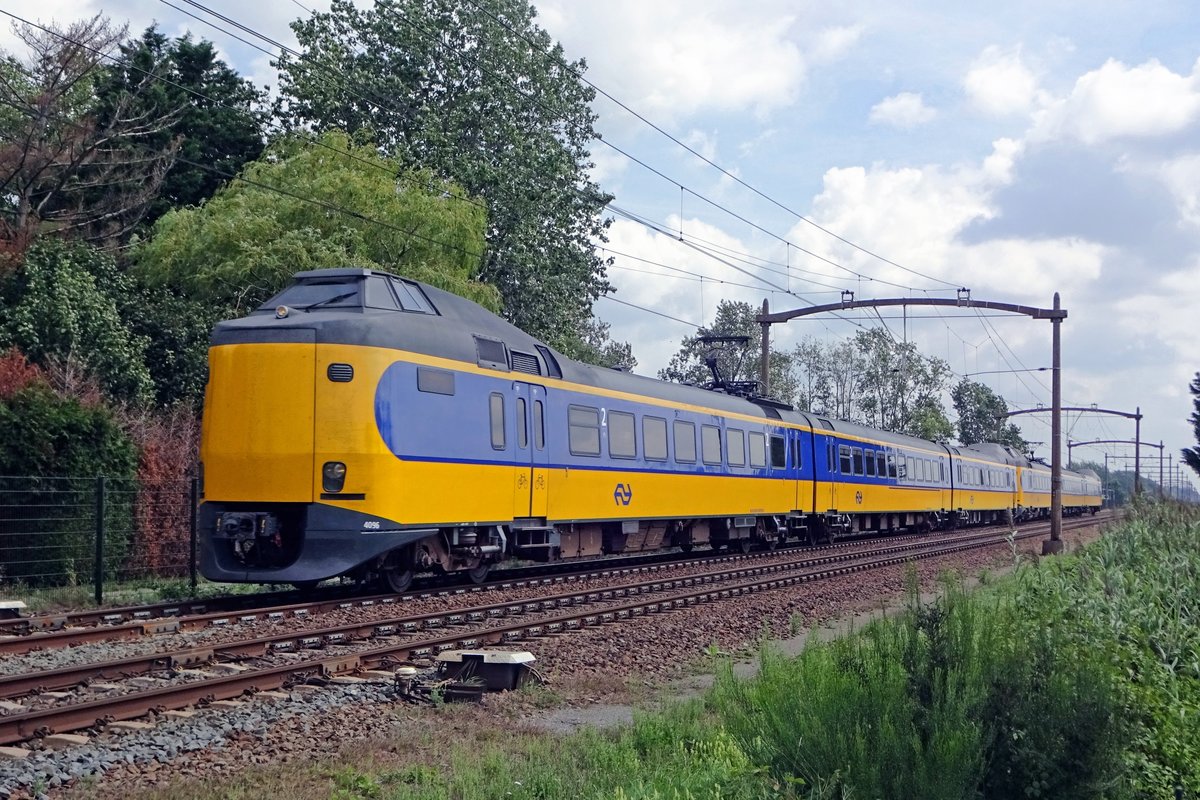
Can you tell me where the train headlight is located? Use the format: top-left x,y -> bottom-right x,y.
322,461 -> 347,492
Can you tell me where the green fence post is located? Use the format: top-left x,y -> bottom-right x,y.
94,476 -> 105,605
189,477 -> 199,595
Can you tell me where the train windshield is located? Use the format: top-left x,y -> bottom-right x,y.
257,280 -> 362,313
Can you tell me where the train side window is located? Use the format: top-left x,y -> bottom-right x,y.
727,429 -> 746,467
417,367 -> 455,396
793,438 -> 803,470
674,421 -> 697,463
924,460 -> 932,482
568,405 -> 601,456
852,447 -> 864,476
609,411 -> 636,459
749,432 -> 767,468
643,417 -> 668,461
769,435 -> 787,469
489,393 -> 505,450
701,425 -> 722,465
516,397 -> 528,448
877,452 -> 887,478
839,445 -> 852,474
864,451 -> 876,477
940,461 -> 945,482
907,456 -> 916,482
888,453 -> 898,478
828,442 -> 837,473
533,400 -> 544,450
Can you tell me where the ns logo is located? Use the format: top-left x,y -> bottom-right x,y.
613,483 -> 633,506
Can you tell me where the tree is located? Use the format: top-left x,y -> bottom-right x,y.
90,27 -> 267,229
660,300 -> 797,403
0,16 -> 180,249
135,131 -> 497,312
575,318 -> 637,371
1183,372 -> 1200,478
951,379 -> 1027,450
790,337 -> 833,413
0,238 -> 153,405
851,329 -> 953,438
276,0 -> 612,353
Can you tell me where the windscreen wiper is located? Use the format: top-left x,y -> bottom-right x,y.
296,290 -> 358,312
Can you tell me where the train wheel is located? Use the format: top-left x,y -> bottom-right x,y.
382,566 -> 414,593
738,538 -> 752,554
467,562 -> 490,585
379,547 -> 414,594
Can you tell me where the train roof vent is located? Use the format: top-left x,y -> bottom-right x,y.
511,351 -> 541,375
474,335 -> 510,371
327,363 -> 354,382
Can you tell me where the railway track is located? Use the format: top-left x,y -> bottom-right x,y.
0,514 -> 1076,646
0,525 -> 955,654
0,515 -> 1106,745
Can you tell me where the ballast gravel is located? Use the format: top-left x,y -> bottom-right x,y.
0,520 -> 1105,799
0,680 -> 402,799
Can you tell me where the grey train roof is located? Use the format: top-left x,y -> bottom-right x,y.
213,269 -> 1090,480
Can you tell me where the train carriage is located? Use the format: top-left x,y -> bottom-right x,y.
199,268 -> 1100,592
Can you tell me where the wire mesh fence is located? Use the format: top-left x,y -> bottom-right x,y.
0,476 -> 197,608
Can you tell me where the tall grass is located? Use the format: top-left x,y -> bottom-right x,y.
709,573 -> 1122,799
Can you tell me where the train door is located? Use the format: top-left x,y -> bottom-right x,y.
511,382 -> 549,519
819,434 -> 837,512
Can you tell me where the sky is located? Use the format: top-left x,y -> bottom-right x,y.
3,0 -> 1199,491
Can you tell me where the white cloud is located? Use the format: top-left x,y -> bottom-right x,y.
808,25 -> 862,63
789,139 -> 1101,300
536,0 -> 834,121
683,129 -> 719,163
868,92 -> 936,129
1031,56 -> 1200,145
1152,153 -> 1200,228
964,45 -> 1043,116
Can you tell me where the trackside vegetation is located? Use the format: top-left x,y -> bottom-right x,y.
324,503 -> 1197,800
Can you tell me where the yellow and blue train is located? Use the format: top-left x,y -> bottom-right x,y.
199,268 -> 1102,591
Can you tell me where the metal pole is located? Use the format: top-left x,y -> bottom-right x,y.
1047,292 -> 1063,553
759,299 -> 771,396
1104,453 -> 1109,506
1159,441 -> 1165,498
189,477 -> 199,595
1134,407 -> 1141,495
94,476 -> 105,605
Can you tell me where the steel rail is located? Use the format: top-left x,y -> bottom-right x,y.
0,525 -> 1027,698
0,514 -> 1109,744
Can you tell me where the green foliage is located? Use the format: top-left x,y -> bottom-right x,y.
135,131 -> 497,312
0,239 -> 153,405
660,300 -> 796,403
710,577 -> 1124,800
951,378 -> 1027,449
120,284 -> 226,407
0,386 -> 137,585
94,26 -> 267,228
1183,372 -> 1200,479
277,0 -> 612,352
570,318 -> 637,371
1050,503 -> 1200,796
